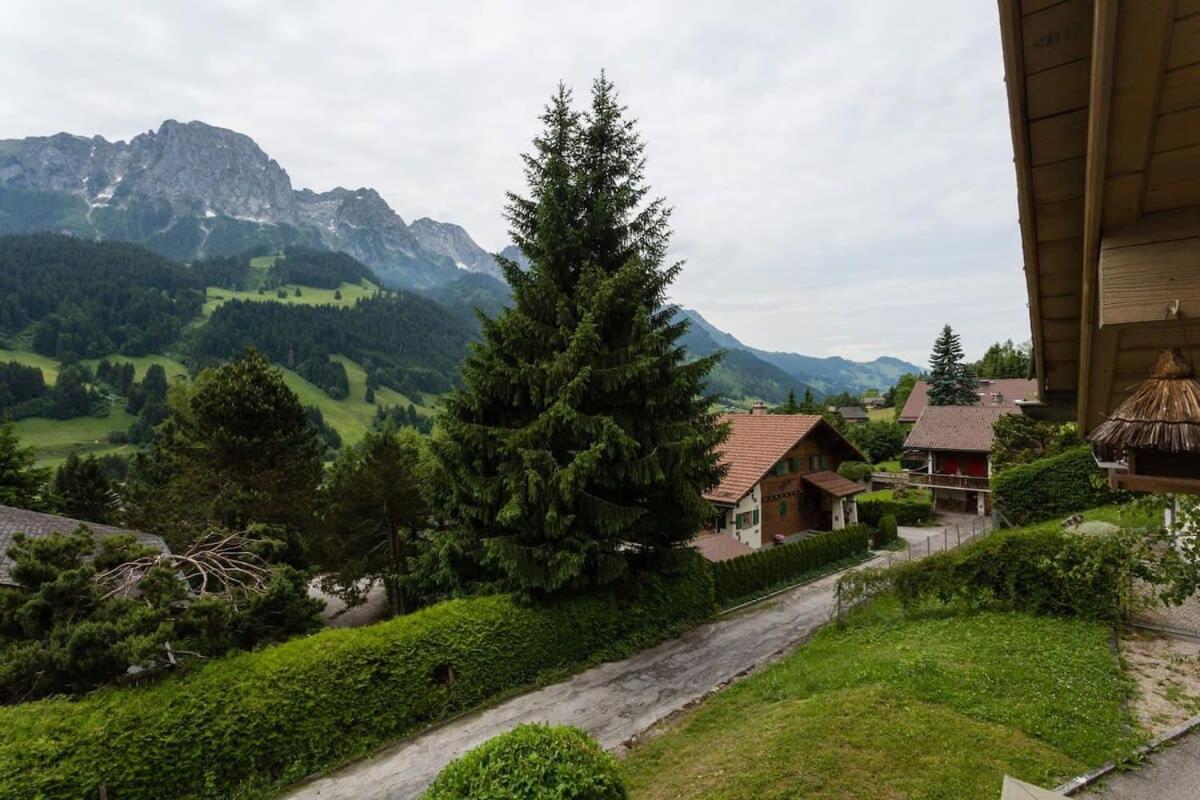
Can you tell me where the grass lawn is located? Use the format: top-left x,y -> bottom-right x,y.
621,598 -> 1140,800
281,355 -> 439,447
858,487 -> 933,504
13,407 -> 138,467
201,280 -> 377,318
873,459 -> 902,472
0,348 -> 63,383
867,407 -> 894,422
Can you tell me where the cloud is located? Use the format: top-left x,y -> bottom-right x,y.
0,0 -> 1030,364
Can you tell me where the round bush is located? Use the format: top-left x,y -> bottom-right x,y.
837,460 -> 873,482
422,724 -> 627,800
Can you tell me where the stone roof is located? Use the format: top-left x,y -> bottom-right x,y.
897,379 -> 1038,423
0,504 -> 169,586
903,406 -> 1017,453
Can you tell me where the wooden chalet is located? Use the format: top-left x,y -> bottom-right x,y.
999,0 -> 1200,492
700,412 -> 867,552
902,406 -> 1016,515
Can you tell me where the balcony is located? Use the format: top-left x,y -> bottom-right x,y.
905,471 -> 991,491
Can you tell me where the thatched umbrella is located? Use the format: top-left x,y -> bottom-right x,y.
1089,348 -> 1200,455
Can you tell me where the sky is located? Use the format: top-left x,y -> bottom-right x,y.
1,1 -> 1030,366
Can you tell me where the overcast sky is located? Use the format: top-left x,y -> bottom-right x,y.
2,1 -> 1030,365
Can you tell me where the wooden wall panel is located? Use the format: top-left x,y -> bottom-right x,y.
1100,235 -> 1200,324
1026,58 -> 1091,118
1030,108 -> 1089,164
1168,13 -> 1200,69
1154,106 -> 1200,151
1032,156 -> 1087,202
1022,0 -> 1070,15
1037,197 -> 1085,241
1023,0 -> 1095,74
1162,63 -> 1200,113
1178,0 -> 1200,19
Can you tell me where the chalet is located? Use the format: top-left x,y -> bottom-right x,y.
998,0 -> 1200,494
0,504 -> 169,587
839,406 -> 869,424
700,413 -> 867,551
902,406 -> 1015,516
897,378 -> 1038,424
862,396 -> 887,409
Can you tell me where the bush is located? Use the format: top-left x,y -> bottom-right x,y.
885,526 -> 1134,621
837,460 -> 873,482
857,495 -> 932,527
845,420 -> 908,463
422,724 -> 626,800
873,514 -> 899,548
0,555 -> 713,800
992,446 -> 1118,526
712,525 -> 871,606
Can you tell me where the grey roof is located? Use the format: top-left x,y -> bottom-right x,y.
839,406 -> 869,420
0,504 -> 169,586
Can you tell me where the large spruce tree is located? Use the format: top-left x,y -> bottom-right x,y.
927,324 -> 978,405
432,76 -> 726,596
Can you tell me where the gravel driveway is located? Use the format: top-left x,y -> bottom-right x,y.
284,516 -> 983,800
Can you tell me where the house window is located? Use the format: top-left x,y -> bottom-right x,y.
779,500 -> 788,517
774,459 -> 791,476
736,511 -> 753,530
809,453 -> 827,471
788,457 -> 798,472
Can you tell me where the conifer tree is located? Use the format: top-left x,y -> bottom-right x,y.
927,325 -> 977,405
431,76 -> 726,595
51,452 -> 116,523
0,421 -> 49,509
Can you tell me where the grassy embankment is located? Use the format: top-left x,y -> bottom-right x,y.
622,596 -> 1140,799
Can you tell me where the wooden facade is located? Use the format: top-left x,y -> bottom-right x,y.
999,0 -> 1200,436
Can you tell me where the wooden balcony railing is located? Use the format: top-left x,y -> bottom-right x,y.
904,472 -> 991,491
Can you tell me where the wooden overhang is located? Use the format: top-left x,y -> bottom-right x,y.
998,0 -> 1200,432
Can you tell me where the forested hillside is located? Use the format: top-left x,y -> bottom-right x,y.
0,234 -> 205,358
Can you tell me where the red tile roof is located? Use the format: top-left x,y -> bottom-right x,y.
903,405 -> 1017,453
692,533 -> 754,563
704,413 -> 862,504
898,379 -> 1038,423
802,470 -> 866,497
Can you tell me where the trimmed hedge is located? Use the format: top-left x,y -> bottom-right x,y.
0,555 -> 714,800
422,724 -> 626,800
888,525 -> 1134,621
992,445 -> 1118,526
857,495 -> 933,527
712,525 -> 872,606
837,460 -> 873,482
873,514 -> 899,548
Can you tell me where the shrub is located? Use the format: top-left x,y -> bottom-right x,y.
712,525 -> 871,606
873,514 -> 899,548
992,446 -> 1119,526
0,555 -> 713,800
886,526 -> 1135,621
857,495 -> 932,527
837,460 -> 873,482
845,420 -> 908,463
422,724 -> 626,800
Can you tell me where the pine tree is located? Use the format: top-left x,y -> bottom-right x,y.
927,325 -> 977,405
772,389 -> 801,415
51,452 -> 116,523
431,76 -> 726,596
0,421 -> 49,509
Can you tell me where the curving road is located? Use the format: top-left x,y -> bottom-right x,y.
285,518 -> 984,800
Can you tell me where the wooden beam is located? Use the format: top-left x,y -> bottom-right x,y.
1000,0 -> 1049,401
1100,233 -> 1200,324
1078,0 -> 1119,431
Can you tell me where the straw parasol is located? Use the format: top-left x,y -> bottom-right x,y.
1089,348 -> 1200,454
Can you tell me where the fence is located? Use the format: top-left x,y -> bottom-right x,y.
833,514 -> 995,620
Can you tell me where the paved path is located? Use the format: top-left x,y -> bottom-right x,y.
1077,731 -> 1200,800
286,518 -> 985,800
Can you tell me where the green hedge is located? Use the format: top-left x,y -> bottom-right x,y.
857,496 -> 932,527
422,724 -> 626,800
992,445 -> 1118,526
888,526 -> 1134,621
837,460 -> 873,482
712,525 -> 871,606
873,514 -> 899,548
0,556 -> 714,800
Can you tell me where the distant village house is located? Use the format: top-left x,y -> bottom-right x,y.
897,378 -> 1037,424
696,410 -> 867,558
901,406 -> 1014,516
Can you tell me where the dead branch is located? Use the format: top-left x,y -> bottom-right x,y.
93,530 -> 272,603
